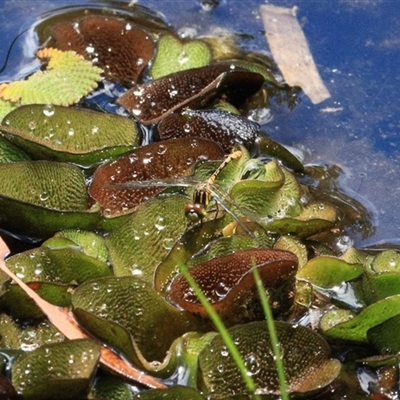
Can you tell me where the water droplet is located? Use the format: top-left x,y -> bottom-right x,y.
220,346 -> 229,357
157,144 -> 167,155
216,364 -> 225,373
125,23 -> 132,31
215,281 -> 229,298
28,121 -> 37,130
39,191 -> 49,201
68,128 -> 75,136
142,156 -> 153,165
91,126 -> 99,134
244,352 -> 261,376
162,238 -> 175,250
154,216 -> 166,231
42,104 -> 55,117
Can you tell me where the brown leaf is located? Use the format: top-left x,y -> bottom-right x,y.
168,248 -> 298,325
89,137 -> 225,215
117,64 -> 264,124
158,109 -> 259,152
53,16 -> 154,86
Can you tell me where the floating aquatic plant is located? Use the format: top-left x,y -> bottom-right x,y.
0,2 -> 395,399
0,48 -> 102,118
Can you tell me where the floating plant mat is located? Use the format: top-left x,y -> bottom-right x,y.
0,2 -> 397,400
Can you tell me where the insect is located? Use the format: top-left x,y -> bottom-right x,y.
184,149 -> 243,223
106,146 -> 256,235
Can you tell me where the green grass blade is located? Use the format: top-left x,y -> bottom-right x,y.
252,266 -> 289,400
178,262 -> 261,398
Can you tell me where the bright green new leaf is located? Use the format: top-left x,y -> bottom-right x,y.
320,295 -> 400,342
151,34 -> 211,79
297,256 -> 363,288
0,48 -> 102,107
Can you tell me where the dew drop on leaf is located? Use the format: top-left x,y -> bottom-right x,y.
42,104 -> 55,117
244,352 -> 261,376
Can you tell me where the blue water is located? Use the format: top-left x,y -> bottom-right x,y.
0,0 -> 399,246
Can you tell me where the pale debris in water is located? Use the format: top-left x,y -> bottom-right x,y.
260,4 -> 331,104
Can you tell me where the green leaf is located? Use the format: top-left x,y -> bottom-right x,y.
361,272 -> 400,304
0,160 -> 87,210
367,315 -> 400,354
72,276 -> 207,367
0,48 -> 102,107
0,313 -> 64,350
0,283 -> 71,320
133,386 -> 205,399
230,160 -> 304,221
371,250 -> 400,273
89,374 -> 133,400
49,230 -> 109,263
106,195 -> 190,281
0,98 -> 17,122
11,339 -> 101,400
297,256 -> 363,288
1,105 -> 139,166
151,34 -> 211,79
6,245 -> 112,285
0,135 -> 31,163
198,321 -> 341,397
320,295 -> 400,342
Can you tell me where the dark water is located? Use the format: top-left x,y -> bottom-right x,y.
0,0 -> 399,247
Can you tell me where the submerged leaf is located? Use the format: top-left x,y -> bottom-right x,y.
0,48 -> 102,106
53,16 -> 154,86
198,321 -> 340,397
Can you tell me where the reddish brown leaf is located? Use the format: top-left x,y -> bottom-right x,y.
158,109 -> 259,152
89,137 -> 225,215
117,64 -> 264,124
52,16 -> 154,86
168,248 -> 298,325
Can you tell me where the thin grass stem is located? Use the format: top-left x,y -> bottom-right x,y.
252,267 -> 289,400
179,262 -> 261,399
